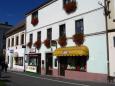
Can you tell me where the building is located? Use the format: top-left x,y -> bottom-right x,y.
25,0 -> 115,82
0,22 -> 12,56
107,0 -> 115,79
5,21 -> 26,71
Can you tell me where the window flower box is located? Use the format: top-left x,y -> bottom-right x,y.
44,39 -> 51,48
27,41 -> 32,48
64,1 -> 77,13
73,33 -> 84,45
31,18 -> 38,26
58,35 -> 67,47
34,39 -> 41,49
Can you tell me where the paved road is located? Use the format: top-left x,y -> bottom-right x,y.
1,72 -> 115,86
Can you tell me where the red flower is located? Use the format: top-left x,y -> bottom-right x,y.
34,40 -> 41,49
31,18 -> 39,26
58,35 -> 67,47
44,39 -> 51,48
27,42 -> 32,48
64,1 -> 77,13
73,33 -> 84,45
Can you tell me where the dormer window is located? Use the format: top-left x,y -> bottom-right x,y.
63,0 -> 77,13
31,11 -> 39,26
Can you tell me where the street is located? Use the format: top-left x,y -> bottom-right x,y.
0,71 -> 114,86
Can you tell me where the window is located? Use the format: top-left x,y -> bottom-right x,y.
21,34 -> 24,44
63,0 -> 75,4
67,56 -> 87,71
59,24 -> 66,37
31,11 -> 38,26
75,19 -> 84,34
28,57 -> 37,66
47,28 -> 52,40
8,38 -> 10,47
16,36 -> 19,45
29,34 -> 33,43
113,37 -> 115,47
14,57 -> 23,66
37,31 -> 41,40
11,37 -> 14,46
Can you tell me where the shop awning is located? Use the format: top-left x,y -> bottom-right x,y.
53,45 -> 89,56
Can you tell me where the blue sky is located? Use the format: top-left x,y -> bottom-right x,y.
0,0 -> 48,25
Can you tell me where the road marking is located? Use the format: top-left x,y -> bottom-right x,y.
11,72 -> 90,86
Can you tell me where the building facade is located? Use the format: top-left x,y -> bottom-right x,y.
25,0 -> 115,82
5,22 -> 26,71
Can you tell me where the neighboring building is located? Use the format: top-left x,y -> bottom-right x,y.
25,0 -> 115,82
107,0 -> 115,78
5,21 -> 26,71
0,22 -> 12,56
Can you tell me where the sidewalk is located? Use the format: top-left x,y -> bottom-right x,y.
10,70 -> 115,86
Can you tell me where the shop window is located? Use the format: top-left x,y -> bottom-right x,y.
113,37 -> 115,47
67,56 -> 87,71
47,28 -> 52,40
59,24 -> 66,37
75,19 -> 84,34
21,34 -> 24,45
28,57 -> 37,66
14,57 -> 23,66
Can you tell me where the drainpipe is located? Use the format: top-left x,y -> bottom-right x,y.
24,23 -> 27,72
104,0 -> 110,82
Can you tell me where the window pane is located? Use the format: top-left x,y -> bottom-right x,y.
59,24 -> 66,37
30,34 -> 33,42
21,34 -> 24,44
75,19 -> 84,34
113,37 -> 115,47
37,31 -> 41,40
47,28 -> 52,40
16,36 -> 19,45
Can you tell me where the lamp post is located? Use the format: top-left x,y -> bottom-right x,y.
98,0 -> 110,82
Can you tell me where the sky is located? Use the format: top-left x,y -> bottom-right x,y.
0,0 -> 48,26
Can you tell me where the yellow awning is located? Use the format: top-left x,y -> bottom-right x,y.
53,45 -> 89,56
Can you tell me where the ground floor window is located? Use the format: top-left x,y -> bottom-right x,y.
28,57 -> 37,66
59,56 -> 88,72
14,57 -> 23,66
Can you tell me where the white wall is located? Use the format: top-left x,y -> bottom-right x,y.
85,34 -> 107,74
26,0 -> 104,32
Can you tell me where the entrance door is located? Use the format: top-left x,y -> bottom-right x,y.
37,54 -> 41,74
59,57 -> 67,76
46,53 -> 53,75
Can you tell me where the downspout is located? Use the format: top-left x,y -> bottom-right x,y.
24,22 -> 27,72
104,0 -> 110,82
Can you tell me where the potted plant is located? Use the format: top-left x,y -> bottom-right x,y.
44,39 -> 51,48
73,33 -> 84,45
27,41 -> 32,48
63,1 -> 77,13
34,39 -> 41,49
31,18 -> 39,26
58,35 -> 67,47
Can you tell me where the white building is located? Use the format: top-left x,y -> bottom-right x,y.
5,22 -> 26,71
25,0 -> 115,82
